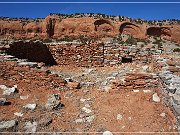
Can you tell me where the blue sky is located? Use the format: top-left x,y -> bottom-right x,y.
0,0 -> 180,20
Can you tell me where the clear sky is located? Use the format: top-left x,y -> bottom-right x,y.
0,0 -> 180,20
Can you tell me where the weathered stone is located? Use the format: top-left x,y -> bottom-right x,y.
133,90 -> 140,93
160,113 -> 166,117
18,62 -> 38,68
173,105 -> 180,116
0,120 -> 17,131
171,95 -> 180,105
75,118 -> 84,123
66,82 -> 81,89
117,114 -> 123,120
81,107 -> 92,114
0,98 -> 7,106
24,121 -> 37,133
0,85 -> 17,95
45,94 -> 61,110
20,95 -> 29,100
152,93 -> 160,102
14,112 -> 23,117
23,103 -> 36,110
103,131 -> 113,135
86,115 -> 95,123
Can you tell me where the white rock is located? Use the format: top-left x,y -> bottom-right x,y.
24,121 -> 37,133
117,114 -> 123,120
152,93 -> 160,102
45,94 -> 60,110
143,90 -> 153,93
23,103 -> 36,110
75,118 -> 84,123
103,131 -> 113,135
85,104 -> 91,108
102,86 -> 112,92
142,65 -> 149,72
80,98 -> 86,103
81,107 -> 92,114
86,115 -> 95,123
14,112 -> 23,117
0,85 -> 17,95
18,62 -> 38,68
160,113 -> 166,117
20,95 -> 29,100
133,90 -> 139,93
0,120 -> 16,130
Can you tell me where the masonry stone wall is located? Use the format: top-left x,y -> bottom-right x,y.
48,42 -> 158,67
3,41 -> 161,67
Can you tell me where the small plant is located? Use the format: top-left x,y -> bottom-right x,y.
173,48 -> 180,52
125,36 -> 137,45
57,36 -> 74,42
43,38 -> 52,43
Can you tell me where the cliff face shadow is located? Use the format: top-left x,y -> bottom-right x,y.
146,27 -> 171,37
6,41 -> 57,66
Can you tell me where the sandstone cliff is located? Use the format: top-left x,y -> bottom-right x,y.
0,14 -> 180,42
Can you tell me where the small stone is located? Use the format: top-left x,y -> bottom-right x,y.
81,107 -> 92,114
75,118 -> 84,123
85,104 -> 91,108
160,113 -> 166,117
103,131 -> 113,135
20,95 -> 29,100
152,93 -> 160,102
102,86 -> 112,92
121,126 -> 125,129
0,120 -> 17,130
133,90 -> 139,93
14,112 -> 23,117
128,117 -> 132,120
23,103 -> 36,110
80,98 -> 86,103
0,85 -> 17,95
24,121 -> 37,133
117,114 -> 123,120
18,62 -> 38,68
0,98 -> 7,106
64,78 -> 73,83
45,94 -> 61,110
67,82 -> 81,89
143,90 -> 153,93
142,65 -> 149,72
86,115 -> 95,123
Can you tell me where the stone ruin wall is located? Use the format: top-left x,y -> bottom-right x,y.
47,42 -> 156,67
1,40 -> 159,67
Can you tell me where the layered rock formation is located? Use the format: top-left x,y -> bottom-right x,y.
0,14 -> 180,42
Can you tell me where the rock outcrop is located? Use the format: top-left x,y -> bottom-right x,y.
0,14 -> 180,42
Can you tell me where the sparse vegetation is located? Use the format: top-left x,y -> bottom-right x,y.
124,36 -> 137,45
56,36 -> 75,42
173,48 -> 180,52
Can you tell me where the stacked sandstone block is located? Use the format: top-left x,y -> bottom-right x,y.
112,73 -> 159,89
48,43 -> 104,67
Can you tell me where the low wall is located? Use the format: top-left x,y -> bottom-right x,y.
48,42 -> 155,67
4,41 -> 157,67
